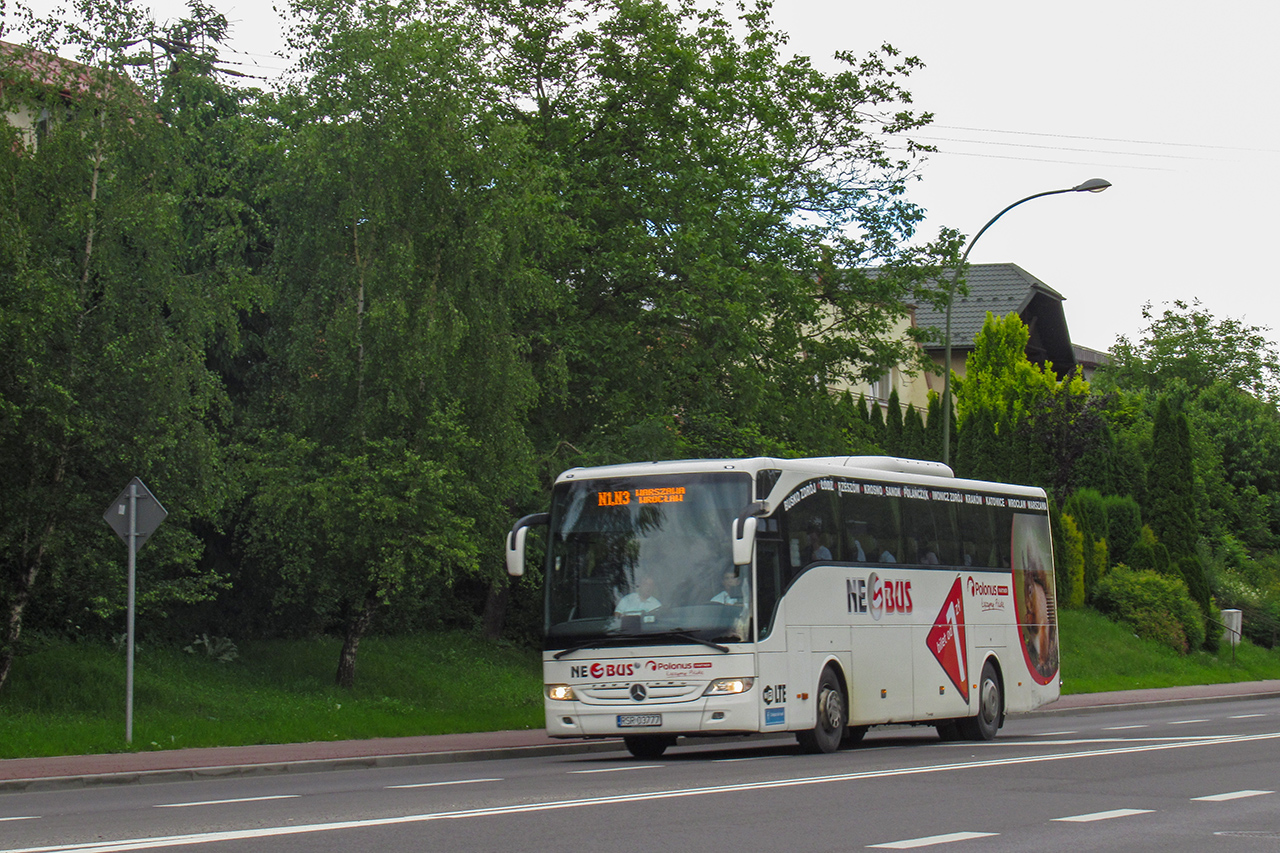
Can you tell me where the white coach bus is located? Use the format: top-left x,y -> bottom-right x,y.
505,456 -> 1059,759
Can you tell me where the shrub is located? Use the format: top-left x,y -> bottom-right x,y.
1053,511 -> 1086,609
1065,489 -> 1108,597
1177,555 -> 1212,613
1103,494 -> 1142,567
1093,565 -> 1205,654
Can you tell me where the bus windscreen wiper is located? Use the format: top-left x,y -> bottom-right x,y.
644,631 -> 730,653
552,636 -> 636,660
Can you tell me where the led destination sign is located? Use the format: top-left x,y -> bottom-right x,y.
596,486 -> 687,506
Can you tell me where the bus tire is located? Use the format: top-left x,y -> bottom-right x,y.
958,661 -> 1003,741
624,735 -> 675,759
797,667 -> 846,754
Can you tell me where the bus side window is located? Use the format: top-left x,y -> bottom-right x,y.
993,504 -> 1014,567
931,502 -> 960,566
958,502 -> 993,568
782,486 -> 838,569
843,519 -> 871,562
866,493 -> 901,563
900,497 -> 936,565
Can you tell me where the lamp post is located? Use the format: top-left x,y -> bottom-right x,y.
939,178 -> 1111,467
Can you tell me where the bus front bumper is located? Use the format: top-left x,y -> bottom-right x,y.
545,692 -> 760,738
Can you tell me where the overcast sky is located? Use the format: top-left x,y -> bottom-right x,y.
9,0 -> 1279,352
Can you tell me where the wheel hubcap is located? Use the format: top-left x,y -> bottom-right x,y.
980,679 -> 999,725
820,687 -> 843,731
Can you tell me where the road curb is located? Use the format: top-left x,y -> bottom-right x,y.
1024,688 -> 1280,717
6,684 -> 1279,794
0,740 -> 627,795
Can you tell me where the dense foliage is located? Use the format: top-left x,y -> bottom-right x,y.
7,0 -> 1280,696
1,0 -> 951,689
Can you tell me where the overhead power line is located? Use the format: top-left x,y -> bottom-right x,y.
932,124 -> 1280,156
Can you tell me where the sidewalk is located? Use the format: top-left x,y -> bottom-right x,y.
3,680 -> 1278,793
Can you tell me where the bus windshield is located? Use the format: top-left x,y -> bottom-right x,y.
544,472 -> 752,647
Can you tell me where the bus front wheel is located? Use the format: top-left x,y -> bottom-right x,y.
797,667 -> 846,754
958,661 -> 1003,741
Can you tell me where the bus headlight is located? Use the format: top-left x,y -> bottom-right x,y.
703,677 -> 754,696
546,684 -> 576,701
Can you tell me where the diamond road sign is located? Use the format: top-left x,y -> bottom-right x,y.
103,477 -> 168,551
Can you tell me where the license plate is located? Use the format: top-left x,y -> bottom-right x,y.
617,714 -> 662,728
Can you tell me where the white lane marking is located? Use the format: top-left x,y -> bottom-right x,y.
6,731 -> 1280,853
154,796 -> 299,809
569,765 -> 662,774
869,831 -> 998,848
986,736 -> 1224,746
1027,731 -> 1076,736
1168,719 -> 1208,725
0,817 -> 40,823
1103,725 -> 1147,730
386,778 -> 502,790
1230,714 -> 1265,719
1053,808 -> 1154,822
1193,790 -> 1274,802
713,756 -> 779,763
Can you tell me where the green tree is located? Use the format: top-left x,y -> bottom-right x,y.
491,0 -> 949,461
1103,299 -> 1280,403
856,393 -> 871,425
869,401 -> 886,444
1187,382 -> 1280,548
884,388 -> 904,455
0,14 -> 251,691
248,0 -> 563,686
902,404 -> 926,460
954,312 -> 1115,493
955,404 -> 998,481
1064,489 -> 1108,598
1103,494 -> 1143,568
924,391 -> 942,463
1052,509 -> 1086,609
1146,397 -> 1198,559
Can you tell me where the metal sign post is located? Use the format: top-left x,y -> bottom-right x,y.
103,478 -> 167,744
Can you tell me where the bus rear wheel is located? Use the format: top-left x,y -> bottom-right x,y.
797,667 -> 846,754
958,661 -> 1003,741
624,735 -> 675,759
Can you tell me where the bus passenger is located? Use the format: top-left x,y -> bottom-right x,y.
806,520 -> 832,562
711,569 -> 745,605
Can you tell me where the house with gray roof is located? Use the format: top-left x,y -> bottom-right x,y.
838,262 -> 1104,417
912,262 -> 1080,385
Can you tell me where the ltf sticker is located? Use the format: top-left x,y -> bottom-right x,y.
927,577 -> 969,702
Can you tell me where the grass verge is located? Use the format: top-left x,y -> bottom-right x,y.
1060,607 -> 1280,694
2,611 -> 1279,760
0,631 -> 543,760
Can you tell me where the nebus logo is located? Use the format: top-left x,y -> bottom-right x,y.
569,662 -> 637,679
847,572 -> 912,620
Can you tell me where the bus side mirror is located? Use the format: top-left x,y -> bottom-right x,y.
732,516 -> 757,567
506,512 -> 549,577
732,501 -> 767,566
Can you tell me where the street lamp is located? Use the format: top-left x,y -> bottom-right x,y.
939,178 -> 1111,467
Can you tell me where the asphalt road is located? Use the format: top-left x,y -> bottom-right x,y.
2,693 -> 1279,852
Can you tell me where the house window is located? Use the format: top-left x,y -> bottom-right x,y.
871,369 -> 893,406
